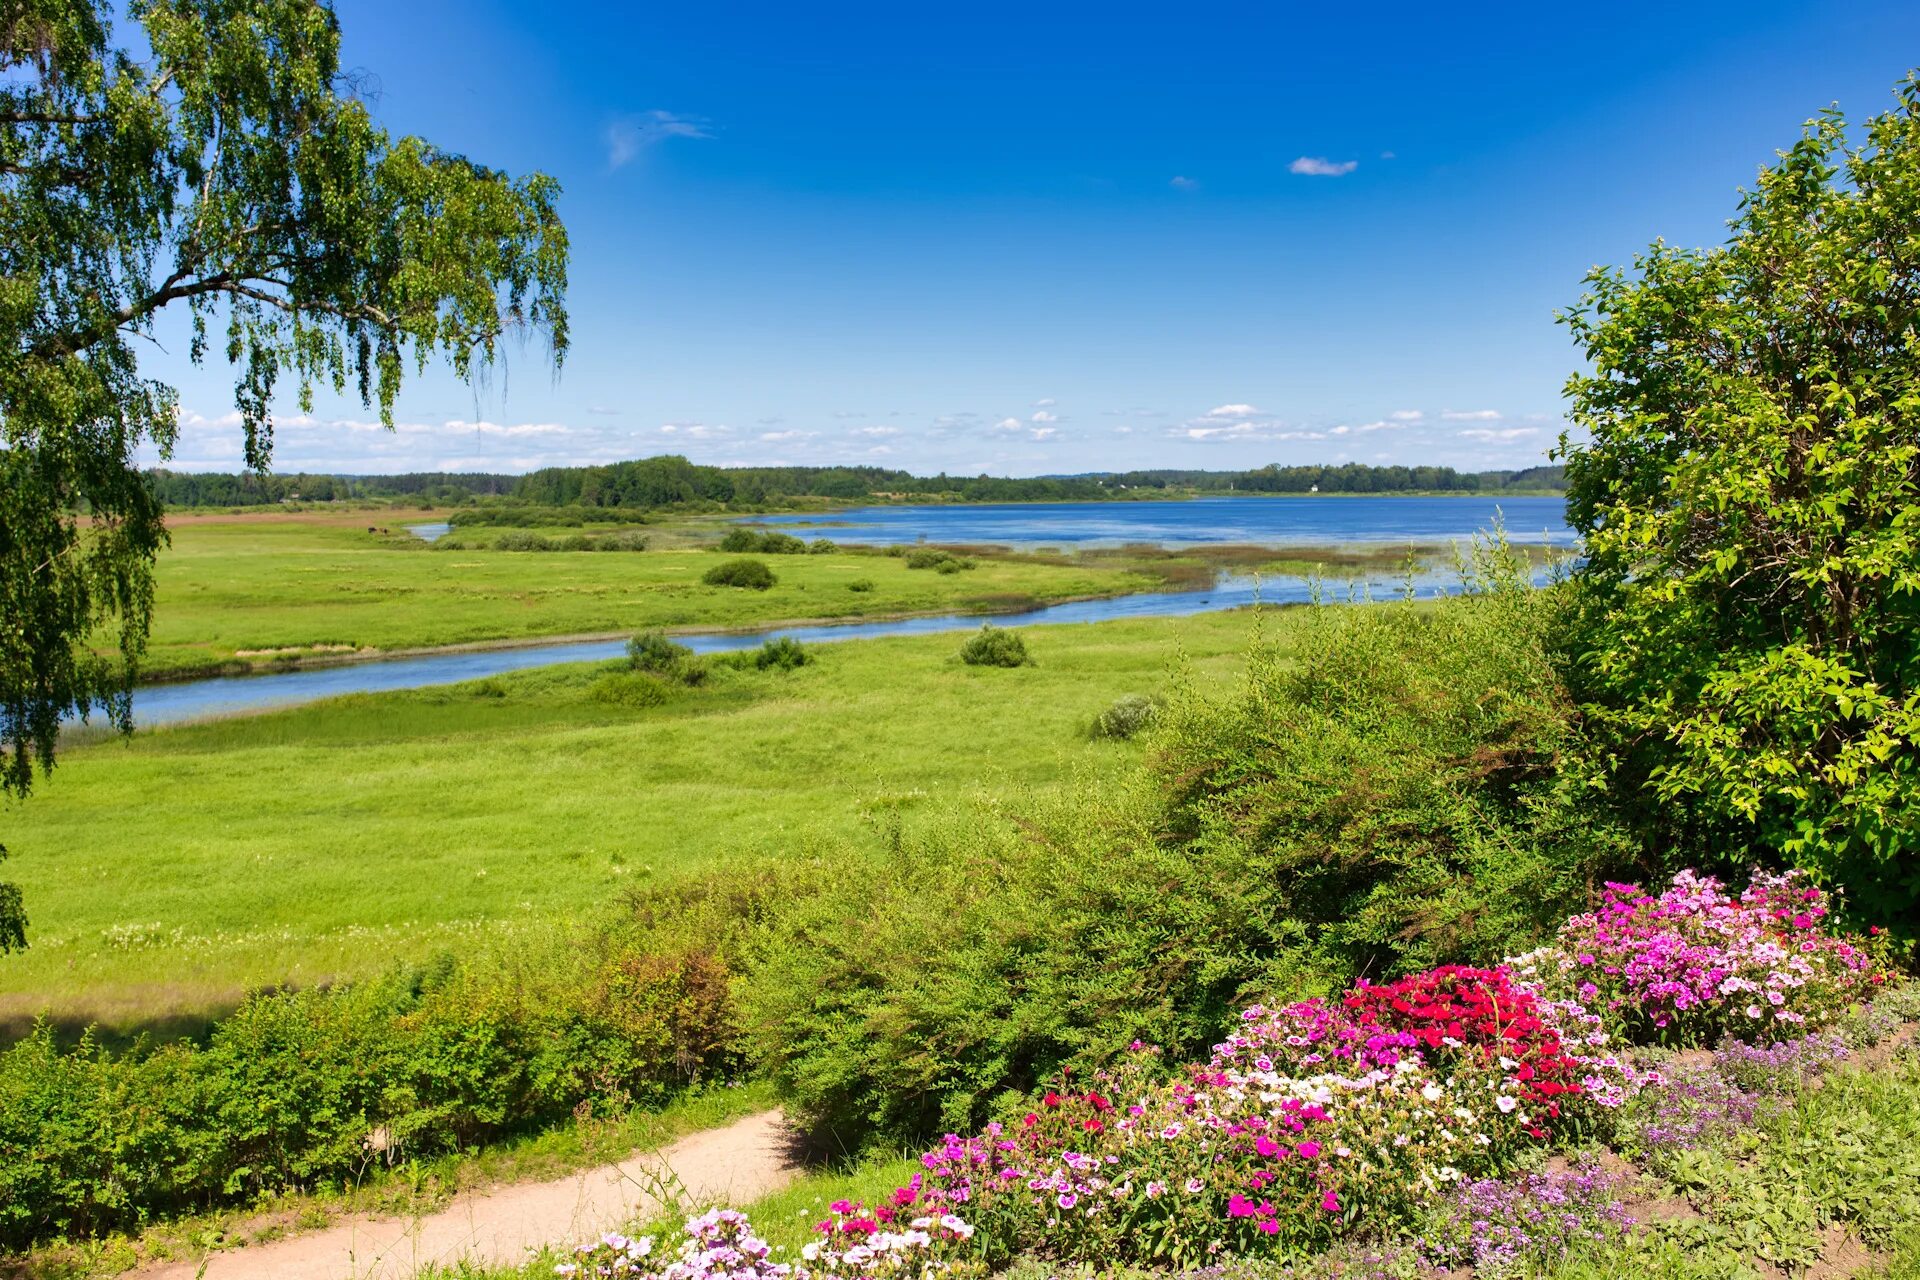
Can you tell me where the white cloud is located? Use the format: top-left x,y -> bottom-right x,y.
758,430 -> 812,443
991,417 -> 1024,433
850,425 -> 900,438
1390,409 -> 1424,421
604,110 -> 710,170
1289,156 -> 1358,177
1032,397 -> 1057,407
1170,175 -> 1199,191
1458,426 -> 1541,442
1029,426 -> 1059,441
1441,409 -> 1502,421
657,421 -> 733,439
1030,409 -> 1059,423
1205,403 -> 1262,418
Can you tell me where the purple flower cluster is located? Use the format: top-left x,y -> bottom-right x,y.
1510,870 -> 1874,1045
1712,1032 -> 1850,1095
1417,1163 -> 1633,1276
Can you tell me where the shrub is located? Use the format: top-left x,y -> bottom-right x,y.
595,530 -> 649,551
906,547 -> 974,572
626,631 -> 706,684
747,557 -> 1637,1150
958,625 -> 1029,668
753,637 -> 811,671
703,558 -> 776,590
0,944 -> 740,1247
809,538 -> 838,554
558,533 -> 593,551
847,578 -> 876,593
1090,693 -> 1158,740
493,530 -> 553,551
718,528 -> 812,554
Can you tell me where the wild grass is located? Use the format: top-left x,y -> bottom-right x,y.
5,609 -> 1266,1040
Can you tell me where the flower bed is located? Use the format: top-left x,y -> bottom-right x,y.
556,871 -> 1898,1279
1508,870 -> 1877,1045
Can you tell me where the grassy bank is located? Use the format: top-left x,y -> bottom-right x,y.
128,511 -> 1164,679
6,608 -> 1267,1038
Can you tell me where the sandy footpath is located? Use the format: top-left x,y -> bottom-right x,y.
139,1110 -> 796,1280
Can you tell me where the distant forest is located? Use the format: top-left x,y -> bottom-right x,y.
146,458 -> 1566,509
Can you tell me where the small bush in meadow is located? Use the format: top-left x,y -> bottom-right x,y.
703,558 -> 777,590
1091,693 -> 1158,740
719,528 -> 811,554
557,533 -> 593,551
906,547 -> 974,572
809,538 -> 838,554
626,631 -> 706,684
848,578 -> 876,593
493,530 -> 553,551
595,529 -> 649,551
754,637 -> 812,671
959,625 -> 1029,667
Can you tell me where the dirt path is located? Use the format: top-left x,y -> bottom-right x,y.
140,1110 -> 797,1280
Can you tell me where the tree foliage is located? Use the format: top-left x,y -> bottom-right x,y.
0,0 -> 568,824
1557,74 -> 1920,928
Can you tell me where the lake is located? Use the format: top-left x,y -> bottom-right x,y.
746,494 -> 1572,549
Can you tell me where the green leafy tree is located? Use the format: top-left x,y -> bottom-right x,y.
1558,74 -> 1920,928
1,0 -> 568,950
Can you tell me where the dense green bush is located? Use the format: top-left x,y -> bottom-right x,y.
1090,693 -> 1159,740
594,530 -> 650,552
746,556 -> 1632,1150
905,547 -> 974,573
626,631 -> 707,685
847,578 -> 876,593
0,944 -> 738,1247
753,637 -> 812,671
718,528 -> 812,554
809,538 -> 837,554
493,530 -> 553,552
702,558 -> 777,590
959,625 -> 1030,667
1557,75 -> 1920,935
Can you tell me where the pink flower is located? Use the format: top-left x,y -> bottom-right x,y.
1296,1140 -> 1322,1159
1321,1189 -> 1341,1213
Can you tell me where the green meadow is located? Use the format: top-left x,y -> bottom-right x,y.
135,511 -> 1161,679
5,608 -> 1267,1038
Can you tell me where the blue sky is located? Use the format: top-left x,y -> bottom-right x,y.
147,0 -> 1920,477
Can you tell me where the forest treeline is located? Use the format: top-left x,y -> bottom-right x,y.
146,458 -> 1565,509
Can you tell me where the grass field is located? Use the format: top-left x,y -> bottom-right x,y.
132,509 -> 1162,679
5,608 -> 1271,1038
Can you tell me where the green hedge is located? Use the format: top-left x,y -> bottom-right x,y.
0,944 -> 736,1247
